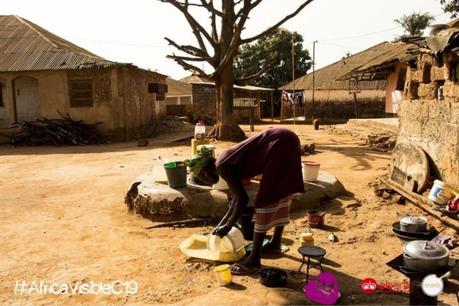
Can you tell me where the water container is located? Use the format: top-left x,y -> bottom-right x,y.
302,161 -> 320,182
428,180 -> 459,204
194,121 -> 206,140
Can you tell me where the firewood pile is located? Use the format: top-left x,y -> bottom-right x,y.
3,114 -> 105,146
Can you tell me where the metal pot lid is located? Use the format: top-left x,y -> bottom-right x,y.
400,216 -> 427,225
403,240 -> 449,260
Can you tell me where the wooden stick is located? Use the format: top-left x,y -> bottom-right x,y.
145,218 -> 208,229
383,178 -> 459,231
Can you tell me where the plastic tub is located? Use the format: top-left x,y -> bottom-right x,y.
212,176 -> 229,190
428,180 -> 459,205
214,264 -> 232,286
164,162 -> 187,188
302,161 -> 320,182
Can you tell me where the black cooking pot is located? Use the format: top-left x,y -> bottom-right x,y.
259,268 -> 287,287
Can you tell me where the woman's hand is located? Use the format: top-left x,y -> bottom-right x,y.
213,224 -> 233,238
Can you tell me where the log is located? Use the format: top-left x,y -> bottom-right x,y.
383,178 -> 459,231
145,218 -> 208,229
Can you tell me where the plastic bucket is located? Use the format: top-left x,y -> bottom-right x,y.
164,162 -> 187,188
214,264 -> 232,286
302,161 -> 320,182
428,180 -> 459,204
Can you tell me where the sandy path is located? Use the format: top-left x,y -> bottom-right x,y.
0,124 -> 457,305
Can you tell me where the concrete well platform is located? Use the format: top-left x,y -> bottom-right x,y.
125,171 -> 346,221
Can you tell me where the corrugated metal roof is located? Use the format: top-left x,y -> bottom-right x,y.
0,15 -> 126,71
166,78 -> 192,97
282,42 -> 395,91
181,74 -> 274,91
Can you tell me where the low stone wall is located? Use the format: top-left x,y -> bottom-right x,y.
125,171 -> 345,222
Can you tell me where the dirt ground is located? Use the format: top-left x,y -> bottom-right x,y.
0,123 -> 458,305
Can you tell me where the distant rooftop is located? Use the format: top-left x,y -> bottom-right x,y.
0,15 -> 163,74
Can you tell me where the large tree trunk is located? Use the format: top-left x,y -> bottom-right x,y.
209,64 -> 246,141
208,0 -> 246,142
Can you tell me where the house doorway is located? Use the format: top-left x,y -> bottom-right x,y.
14,76 -> 39,122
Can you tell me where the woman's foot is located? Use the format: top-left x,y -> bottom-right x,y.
231,257 -> 261,275
262,240 -> 283,254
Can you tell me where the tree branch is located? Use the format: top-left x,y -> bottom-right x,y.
164,37 -> 210,58
199,0 -> 224,17
159,0 -> 217,50
167,53 -> 215,64
234,60 -> 274,85
214,0 -> 252,76
241,0 -> 314,44
171,57 -> 210,79
209,0 -> 219,43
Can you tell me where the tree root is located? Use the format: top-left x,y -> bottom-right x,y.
208,122 -> 246,141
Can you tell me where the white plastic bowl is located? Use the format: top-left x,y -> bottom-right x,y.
208,227 -> 245,252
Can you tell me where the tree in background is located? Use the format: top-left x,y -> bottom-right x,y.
440,0 -> 459,18
233,29 -> 311,89
395,12 -> 435,37
158,0 -> 314,141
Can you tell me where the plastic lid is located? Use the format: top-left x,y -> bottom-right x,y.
214,264 -> 231,272
404,240 -> 449,260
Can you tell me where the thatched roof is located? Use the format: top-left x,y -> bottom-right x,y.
282,42 -> 398,91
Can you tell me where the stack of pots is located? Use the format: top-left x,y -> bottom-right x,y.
399,216 -> 451,273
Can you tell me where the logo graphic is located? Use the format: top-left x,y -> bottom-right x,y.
304,272 -> 340,305
361,278 -> 377,295
421,274 -> 444,297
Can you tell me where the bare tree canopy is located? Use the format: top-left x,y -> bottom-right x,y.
159,0 -> 314,141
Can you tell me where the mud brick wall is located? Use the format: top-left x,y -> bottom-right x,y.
191,84 -> 262,124
282,89 -> 386,123
399,52 -> 459,188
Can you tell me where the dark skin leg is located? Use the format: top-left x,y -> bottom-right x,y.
232,226 -> 285,273
265,226 -> 284,252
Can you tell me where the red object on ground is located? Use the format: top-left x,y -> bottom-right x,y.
447,196 -> 459,213
307,211 -> 325,228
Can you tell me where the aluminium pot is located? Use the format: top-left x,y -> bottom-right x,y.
403,240 -> 449,272
400,216 -> 428,233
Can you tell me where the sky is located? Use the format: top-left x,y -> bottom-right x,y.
1,0 -> 452,80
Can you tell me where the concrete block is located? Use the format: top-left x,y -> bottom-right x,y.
412,70 -> 425,83
442,81 -> 459,98
431,66 -> 447,81
418,83 -> 438,99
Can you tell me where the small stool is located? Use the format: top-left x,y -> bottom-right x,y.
298,246 -> 326,283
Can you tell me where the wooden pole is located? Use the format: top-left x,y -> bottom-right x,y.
292,34 -> 296,125
312,40 -> 318,121
383,178 -> 459,231
271,91 -> 274,122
